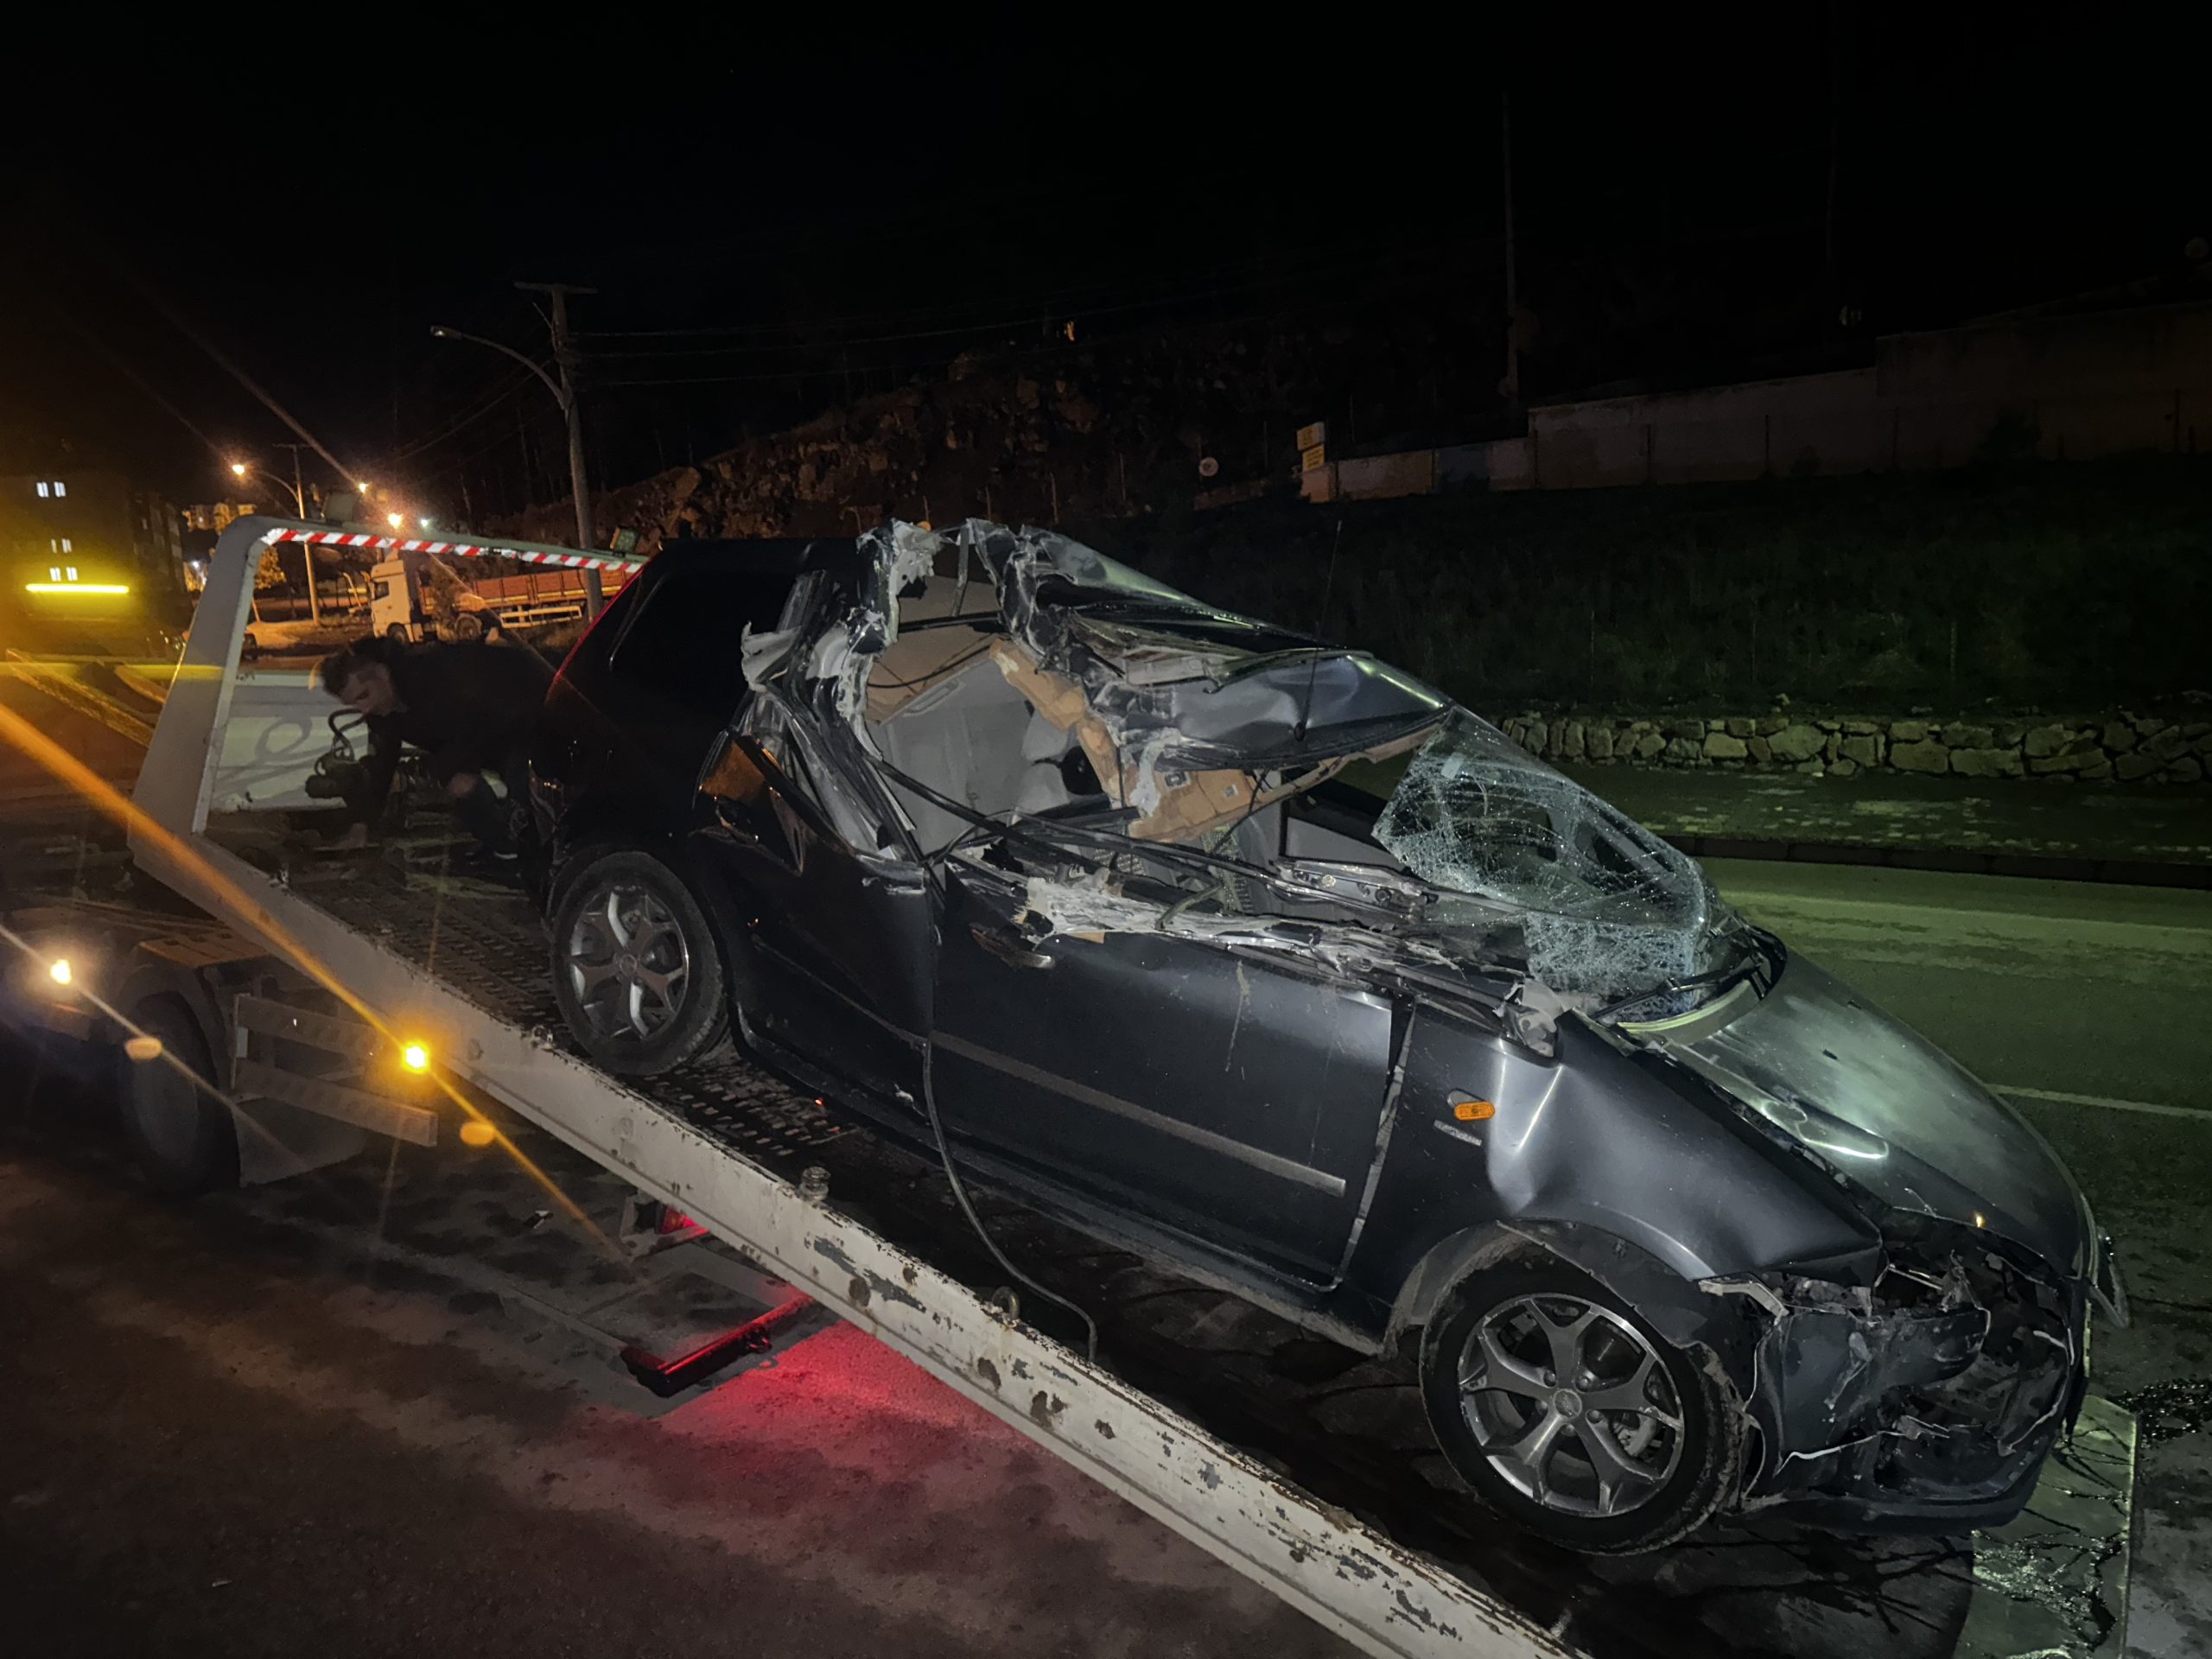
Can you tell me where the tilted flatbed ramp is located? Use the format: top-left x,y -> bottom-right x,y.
115,519 -> 2132,1658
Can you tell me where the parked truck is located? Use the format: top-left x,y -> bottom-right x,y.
369,548 -> 640,641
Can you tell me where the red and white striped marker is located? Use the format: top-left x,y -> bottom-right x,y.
259,525 -> 649,575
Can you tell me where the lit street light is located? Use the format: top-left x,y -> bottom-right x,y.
430,285 -> 603,618
386,512 -> 405,530
231,456 -> 319,621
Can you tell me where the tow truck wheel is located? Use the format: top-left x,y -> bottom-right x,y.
118,995 -> 239,1198
1420,1261 -> 1739,1554
550,849 -> 729,1077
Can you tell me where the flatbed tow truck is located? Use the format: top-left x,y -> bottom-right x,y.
0,518 -> 2140,1659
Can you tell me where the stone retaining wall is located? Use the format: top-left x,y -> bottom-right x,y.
1493,710 -> 2212,785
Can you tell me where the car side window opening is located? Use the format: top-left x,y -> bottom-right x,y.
610,568 -> 798,721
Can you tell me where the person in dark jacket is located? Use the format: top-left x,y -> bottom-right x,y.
315,635 -> 550,863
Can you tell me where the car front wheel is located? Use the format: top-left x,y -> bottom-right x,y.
550,849 -> 728,1077
1419,1260 -> 1740,1554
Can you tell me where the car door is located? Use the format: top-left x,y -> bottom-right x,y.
928,846 -> 1399,1280
694,717 -> 934,1120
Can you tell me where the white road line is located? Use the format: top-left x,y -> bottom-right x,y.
1994,1084 -> 2212,1122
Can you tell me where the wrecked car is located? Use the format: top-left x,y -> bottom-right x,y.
530,520 -> 2126,1554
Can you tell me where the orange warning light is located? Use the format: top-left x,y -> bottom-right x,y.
459,1121 -> 497,1148
1451,1096 -> 1496,1122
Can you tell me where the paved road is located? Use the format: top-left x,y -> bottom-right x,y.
2,862 -> 2207,1657
1574,764 -> 2212,868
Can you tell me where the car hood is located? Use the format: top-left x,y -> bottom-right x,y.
1677,955 -> 2088,1275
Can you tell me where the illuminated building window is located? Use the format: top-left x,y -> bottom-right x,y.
48,568 -> 60,581
54,481 -> 66,497
35,482 -> 48,498
65,568 -> 77,581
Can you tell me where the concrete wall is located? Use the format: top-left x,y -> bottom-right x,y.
1302,300 -> 2212,500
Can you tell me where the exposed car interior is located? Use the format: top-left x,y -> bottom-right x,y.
856,574 -> 1425,934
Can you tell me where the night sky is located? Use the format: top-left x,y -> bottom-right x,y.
2,20 -> 2197,514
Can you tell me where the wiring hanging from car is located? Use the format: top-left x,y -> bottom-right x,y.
920,1038 -> 1101,1364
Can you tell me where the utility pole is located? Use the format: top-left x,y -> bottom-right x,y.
431,283 -> 605,617
518,280 -> 603,618
1500,90 -> 1521,418
273,442 -> 319,621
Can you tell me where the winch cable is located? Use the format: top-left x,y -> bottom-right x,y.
854,757 -> 1103,1360
920,1036 -> 1101,1365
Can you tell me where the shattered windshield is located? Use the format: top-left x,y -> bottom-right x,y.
1374,709 -> 1743,1000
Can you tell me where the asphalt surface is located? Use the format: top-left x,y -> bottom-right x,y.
1,861 -> 2208,1657
1570,763 -> 2212,874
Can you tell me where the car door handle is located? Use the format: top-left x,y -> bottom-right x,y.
970,924 -> 1055,969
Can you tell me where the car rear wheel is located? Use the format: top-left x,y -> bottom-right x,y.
1420,1261 -> 1738,1554
550,849 -> 728,1077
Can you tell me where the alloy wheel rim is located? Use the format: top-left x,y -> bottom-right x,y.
1457,1292 -> 1686,1519
563,881 -> 691,1044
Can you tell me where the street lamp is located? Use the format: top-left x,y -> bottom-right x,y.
386,512 -> 405,531
228,458 -> 307,517
430,296 -> 602,618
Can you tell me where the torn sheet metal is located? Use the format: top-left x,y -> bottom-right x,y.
972,522 -> 1451,777
1742,1232 -> 2079,1522
1014,868 -> 1476,994
738,624 -> 798,690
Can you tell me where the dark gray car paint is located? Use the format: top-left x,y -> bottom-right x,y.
931,861 -> 1396,1278
1681,955 -> 2089,1274
1332,1005 -> 1882,1326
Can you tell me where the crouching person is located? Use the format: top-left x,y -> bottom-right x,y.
315,633 -> 550,875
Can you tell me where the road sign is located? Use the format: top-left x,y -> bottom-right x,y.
1295,421 -> 1327,451
1300,443 -> 1329,474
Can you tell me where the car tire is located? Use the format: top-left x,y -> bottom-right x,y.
1420,1259 -> 1739,1554
550,849 -> 729,1077
118,995 -> 239,1198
